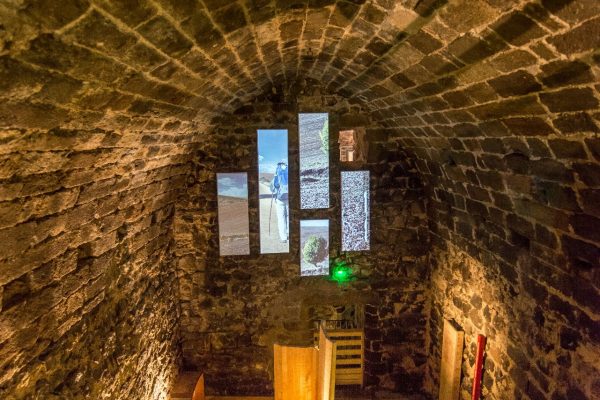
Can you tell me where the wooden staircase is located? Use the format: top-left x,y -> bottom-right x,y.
170,326 -> 342,400
169,370 -> 271,400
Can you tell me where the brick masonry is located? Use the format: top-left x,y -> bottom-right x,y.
0,0 -> 598,399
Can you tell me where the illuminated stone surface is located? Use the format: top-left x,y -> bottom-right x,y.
0,0 -> 598,399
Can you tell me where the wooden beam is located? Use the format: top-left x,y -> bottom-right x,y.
439,319 -> 464,400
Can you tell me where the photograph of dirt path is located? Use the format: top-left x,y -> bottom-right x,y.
299,113 -> 329,209
258,129 -> 290,254
217,173 -> 250,256
341,171 -> 370,251
300,219 -> 329,276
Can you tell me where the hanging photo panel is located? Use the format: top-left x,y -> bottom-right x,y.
258,129 -> 290,254
341,171 -> 370,251
300,219 -> 329,276
299,113 -> 330,209
217,173 -> 250,256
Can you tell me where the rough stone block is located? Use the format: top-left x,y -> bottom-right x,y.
523,2 -> 565,31
585,138 -> 600,161
488,70 -> 542,98
530,158 -> 574,183
69,11 -> 138,57
157,0 -> 204,21
19,34 -> 81,72
547,16 -> 600,55
0,56 -> 49,100
570,213 -> 600,242
573,163 -> 600,186
491,11 -> 547,46
23,0 -> 89,29
442,90 -> 473,108
330,1 -> 360,27
535,223 -> 557,248
548,139 -> 587,159
446,33 -> 505,65
137,16 -> 193,57
0,101 -> 69,130
578,189 -> 600,219
463,82 -> 498,104
561,235 -> 600,269
438,0 -> 497,32
469,96 -> 546,120
542,0 -> 600,25
33,74 -> 83,105
502,117 -> 554,136
515,198 -> 569,231
95,0 -> 157,27
181,11 -> 224,49
490,49 -> 538,73
212,3 -> 247,33
526,138 -> 552,158
539,60 -> 594,88
534,180 -> 580,212
406,30 -> 443,54
553,112 -> 599,134
539,88 -> 599,113
366,37 -> 393,57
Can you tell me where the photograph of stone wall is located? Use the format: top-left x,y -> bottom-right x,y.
342,171 -> 370,252
299,113 -> 330,209
217,173 -> 250,256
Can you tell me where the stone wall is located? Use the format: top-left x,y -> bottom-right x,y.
344,2 -> 600,398
0,125 -> 188,399
173,83 -> 431,395
0,7 -> 201,394
1,0 -> 599,399
425,240 -> 600,400
0,115 -> 192,399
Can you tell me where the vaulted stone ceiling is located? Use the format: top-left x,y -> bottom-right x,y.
3,0 -> 597,127
1,1 -> 599,398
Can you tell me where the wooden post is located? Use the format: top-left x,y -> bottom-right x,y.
317,326 -> 336,400
471,334 -> 487,400
439,320 -> 464,400
192,374 -> 204,400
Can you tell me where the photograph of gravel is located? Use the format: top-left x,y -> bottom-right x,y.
300,219 -> 329,276
299,113 -> 329,209
341,171 -> 370,252
258,129 -> 290,254
217,173 -> 250,256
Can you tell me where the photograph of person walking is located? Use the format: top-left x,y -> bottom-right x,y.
270,160 -> 289,244
258,129 -> 290,254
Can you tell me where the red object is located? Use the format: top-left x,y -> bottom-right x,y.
471,334 -> 487,400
